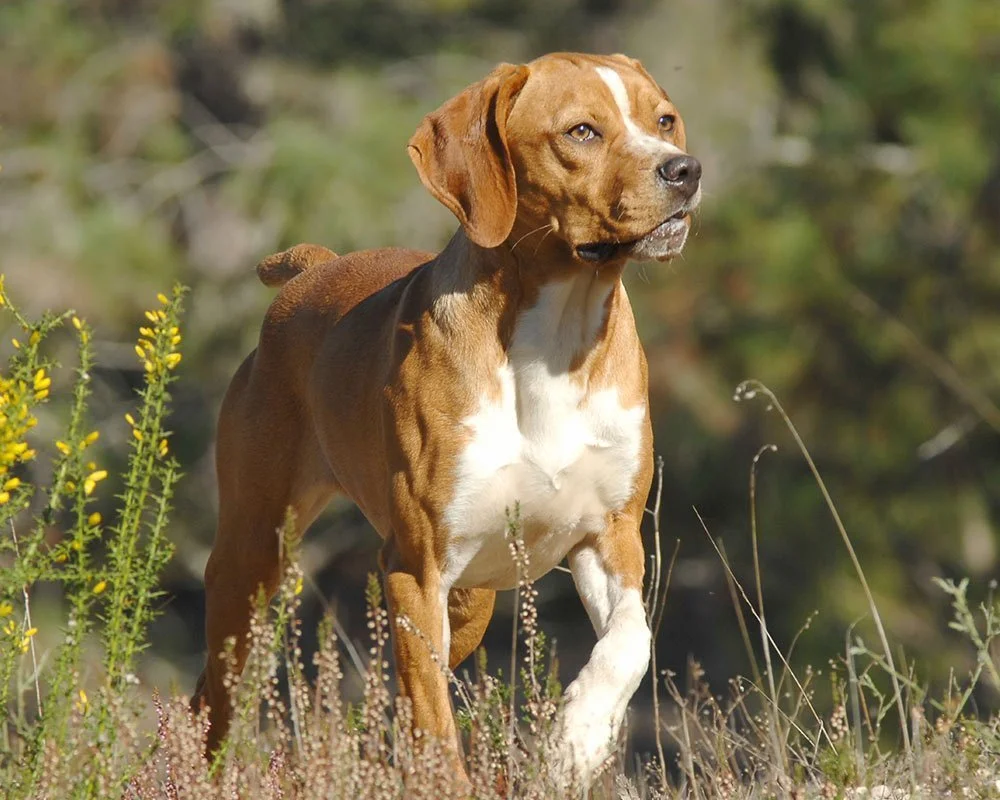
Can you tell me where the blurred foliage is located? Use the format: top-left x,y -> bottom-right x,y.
1,0 -> 998,742
666,0 -> 1000,686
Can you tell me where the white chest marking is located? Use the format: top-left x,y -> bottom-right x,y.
595,65 -> 682,157
442,277 -> 645,591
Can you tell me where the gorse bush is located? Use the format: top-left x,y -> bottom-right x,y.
0,281 -> 185,796
0,283 -> 998,799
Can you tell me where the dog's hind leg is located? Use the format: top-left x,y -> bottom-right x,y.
446,587 -> 495,670
192,351 -> 336,754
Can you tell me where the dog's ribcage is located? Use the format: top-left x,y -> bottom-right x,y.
442,276 -> 645,590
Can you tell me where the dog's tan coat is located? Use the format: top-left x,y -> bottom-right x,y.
193,52 -> 701,787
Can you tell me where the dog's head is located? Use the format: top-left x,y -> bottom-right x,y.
408,52 -> 701,265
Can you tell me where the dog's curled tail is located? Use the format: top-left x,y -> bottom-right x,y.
256,243 -> 338,287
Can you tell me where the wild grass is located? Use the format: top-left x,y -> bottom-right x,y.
0,283 -> 998,798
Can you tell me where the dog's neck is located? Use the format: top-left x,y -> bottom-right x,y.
431,228 -> 626,368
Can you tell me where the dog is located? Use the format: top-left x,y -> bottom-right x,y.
192,51 -> 701,786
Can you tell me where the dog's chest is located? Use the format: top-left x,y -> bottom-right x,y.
441,279 -> 645,590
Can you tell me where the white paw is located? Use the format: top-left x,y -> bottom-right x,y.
552,680 -> 619,788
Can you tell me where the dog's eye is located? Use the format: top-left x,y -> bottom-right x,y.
566,123 -> 598,142
658,114 -> 676,133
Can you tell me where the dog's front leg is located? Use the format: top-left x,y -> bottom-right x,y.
558,517 -> 651,785
381,540 -> 462,765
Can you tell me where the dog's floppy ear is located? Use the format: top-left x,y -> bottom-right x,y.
408,63 -> 529,249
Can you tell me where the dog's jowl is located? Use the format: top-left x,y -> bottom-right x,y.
193,51 -> 701,788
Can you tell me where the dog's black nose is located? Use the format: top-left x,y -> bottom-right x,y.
657,155 -> 702,196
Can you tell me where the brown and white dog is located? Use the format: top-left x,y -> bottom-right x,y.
193,52 -> 701,785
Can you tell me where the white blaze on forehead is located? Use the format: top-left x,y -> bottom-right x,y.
594,65 -> 682,156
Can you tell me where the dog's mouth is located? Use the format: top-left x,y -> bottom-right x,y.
576,207 -> 693,263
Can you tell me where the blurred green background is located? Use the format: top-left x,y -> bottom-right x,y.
2,0 -> 999,751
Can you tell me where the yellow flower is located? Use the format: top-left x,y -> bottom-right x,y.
72,316 -> 82,330
165,353 -> 182,369
87,512 -> 101,527
83,469 -> 108,496
158,439 -> 169,457
54,552 -> 67,563
71,541 -> 82,551
0,492 -> 9,505
139,327 -> 154,338
134,344 -> 146,360
144,310 -> 157,323
125,413 -> 136,426
3,477 -> 21,491
34,388 -> 49,401
56,440 -> 72,456
3,620 -> 15,636
84,431 -> 100,445
0,602 -> 12,618
29,331 -> 40,346
294,577 -> 303,596
76,689 -> 88,712
132,428 -> 143,442
20,627 -> 38,652
92,580 -> 107,595
157,292 -> 169,305
11,338 -> 20,349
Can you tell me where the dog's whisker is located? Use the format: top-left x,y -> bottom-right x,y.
511,223 -> 553,252
532,225 -> 556,255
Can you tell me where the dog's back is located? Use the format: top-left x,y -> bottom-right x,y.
258,244 -> 434,320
